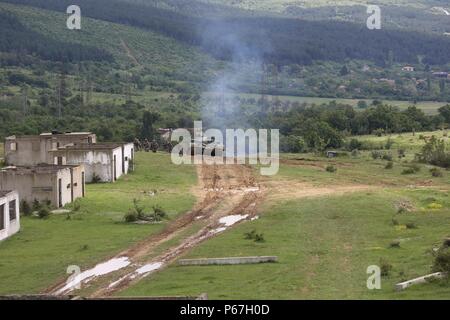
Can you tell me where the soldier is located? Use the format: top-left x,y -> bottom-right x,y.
143,138 -> 151,152
133,138 -> 142,151
150,140 -> 159,153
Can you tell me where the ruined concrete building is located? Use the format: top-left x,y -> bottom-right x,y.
3,132 -> 134,183
4,132 -> 97,166
0,190 -> 20,241
0,165 -> 85,208
50,143 -> 134,183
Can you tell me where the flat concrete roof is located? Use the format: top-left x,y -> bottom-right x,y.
54,143 -> 123,151
0,164 -> 81,174
6,132 -> 94,140
0,190 -> 14,198
40,132 -> 94,136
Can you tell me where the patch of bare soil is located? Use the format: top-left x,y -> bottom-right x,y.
46,163 -> 264,297
264,180 -> 377,202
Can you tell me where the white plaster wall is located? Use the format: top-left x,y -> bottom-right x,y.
112,148 -> 123,181
0,172 -> 54,205
123,143 -> 134,174
57,169 -> 73,208
65,150 -> 113,183
0,191 -> 20,241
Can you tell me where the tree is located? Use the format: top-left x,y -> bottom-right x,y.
439,105 -> 450,124
357,100 -> 368,109
141,111 -> 160,139
339,65 -> 350,76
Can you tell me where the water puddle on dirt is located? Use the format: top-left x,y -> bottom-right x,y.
57,257 -> 130,294
136,262 -> 163,275
219,214 -> 249,227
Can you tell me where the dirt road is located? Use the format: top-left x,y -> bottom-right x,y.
46,163 -> 263,297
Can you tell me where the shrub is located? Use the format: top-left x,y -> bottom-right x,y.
385,161 -> 394,169
373,129 -> 385,137
402,164 -> 420,174
32,199 -> 41,211
389,240 -> 401,248
380,258 -> 392,277
152,205 -> 167,221
73,200 -> 81,212
92,173 -> 102,183
132,199 -> 145,218
326,165 -> 337,173
391,218 -> 399,226
382,153 -> 393,161
351,149 -> 360,157
244,230 -> 265,242
416,136 -> 450,168
385,138 -> 394,150
398,149 -> 406,158
371,151 -> 382,159
430,168 -> 443,177
401,168 -> 415,175
244,230 -> 257,240
38,207 -> 51,219
348,138 -> 362,151
254,233 -> 265,243
433,247 -> 450,274
124,211 -> 138,223
20,200 -> 32,216
405,222 -> 418,229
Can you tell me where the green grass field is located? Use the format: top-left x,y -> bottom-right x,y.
0,152 -> 196,295
118,131 -> 450,299
203,92 -> 447,115
119,189 -> 450,299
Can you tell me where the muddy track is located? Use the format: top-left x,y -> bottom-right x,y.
45,163 -> 264,297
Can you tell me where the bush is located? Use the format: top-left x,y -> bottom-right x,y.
391,218 -> 399,226
371,150 -> 383,159
380,258 -> 392,277
405,222 -> 418,229
38,207 -> 51,219
72,200 -> 81,212
244,230 -> 257,240
254,233 -> 265,242
92,173 -> 102,183
152,205 -> 167,221
389,240 -> 401,248
32,199 -> 41,211
401,168 -> 415,175
416,136 -> 450,168
326,165 -> 337,173
385,161 -> 394,169
20,200 -> 32,216
124,211 -> 138,222
244,230 -> 265,242
398,149 -> 406,159
382,153 -> 393,161
373,129 -> 385,137
402,165 -> 420,175
433,247 -> 450,274
430,168 -> 443,177
348,138 -> 362,151
385,138 -> 394,150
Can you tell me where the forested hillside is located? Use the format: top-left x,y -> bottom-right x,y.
3,0 -> 450,65
0,0 -> 450,148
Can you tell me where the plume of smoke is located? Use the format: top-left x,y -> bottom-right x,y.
198,18 -> 272,131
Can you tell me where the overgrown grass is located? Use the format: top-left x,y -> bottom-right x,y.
119,189 -> 450,299
0,152 -> 196,295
